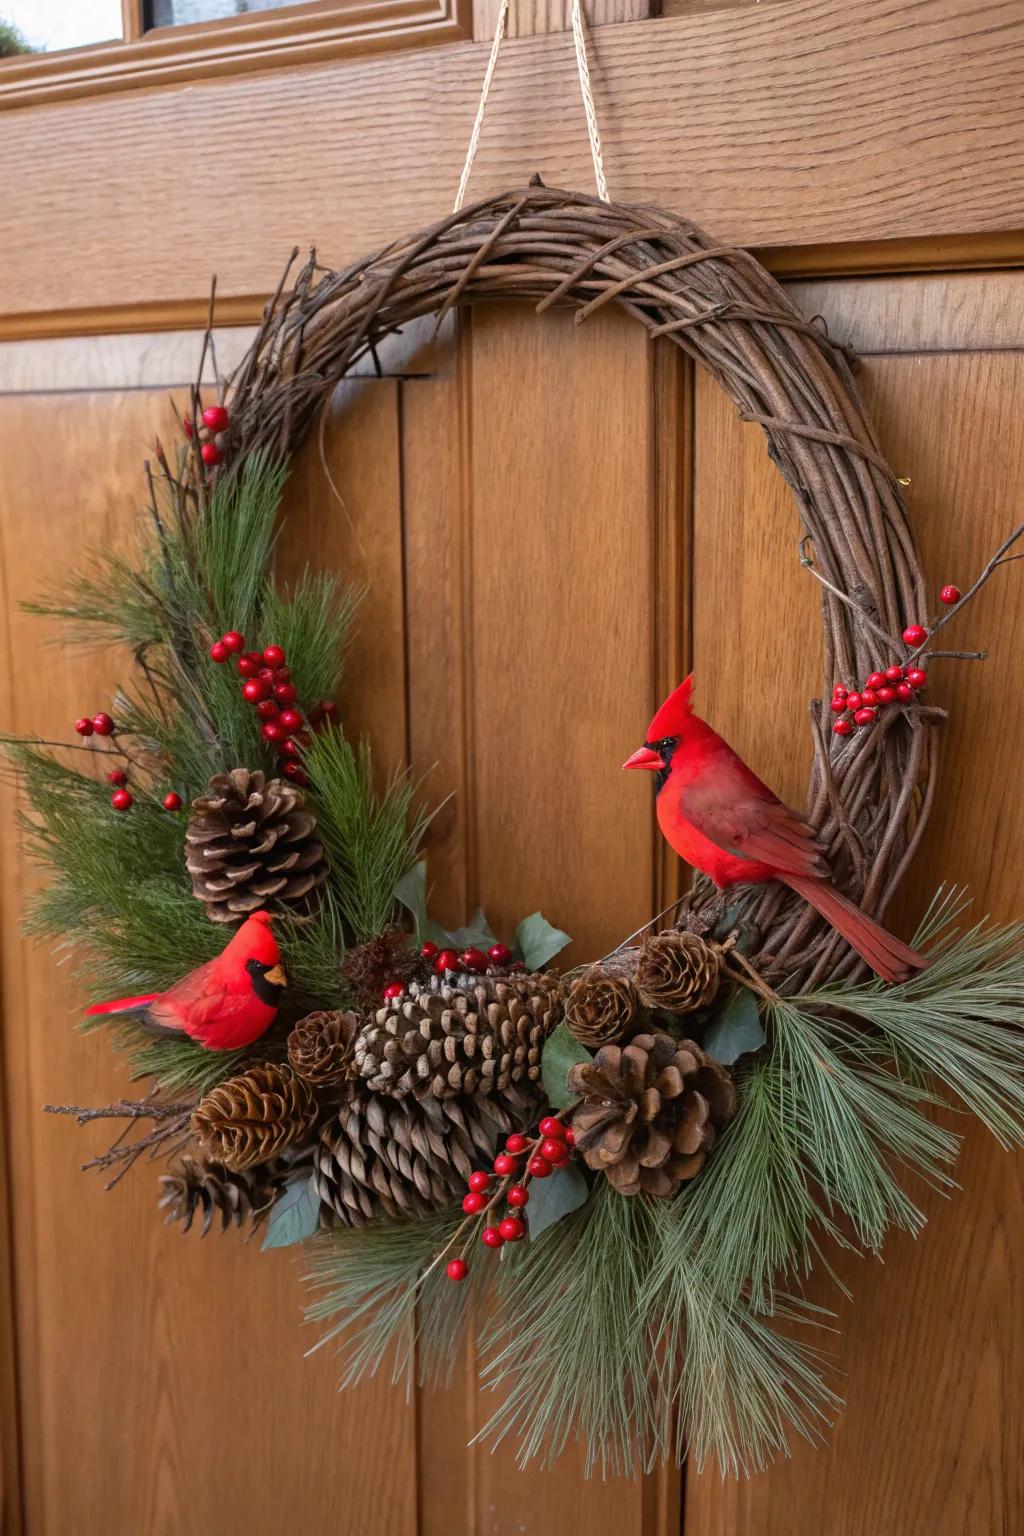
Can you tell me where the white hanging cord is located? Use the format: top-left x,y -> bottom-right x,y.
453,0 -> 610,213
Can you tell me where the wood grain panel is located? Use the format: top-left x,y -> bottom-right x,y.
686,282 -> 1024,1534
0,388 -> 417,1536
472,0 -> 648,40
7,0 -> 1024,321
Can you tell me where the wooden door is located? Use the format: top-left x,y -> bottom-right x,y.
2,4 -> 1024,1534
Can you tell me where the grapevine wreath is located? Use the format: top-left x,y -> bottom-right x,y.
15,183 -> 1024,1477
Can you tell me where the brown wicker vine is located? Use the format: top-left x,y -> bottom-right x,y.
220,180 -> 936,993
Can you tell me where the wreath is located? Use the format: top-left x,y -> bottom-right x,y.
17,183 -> 1024,1477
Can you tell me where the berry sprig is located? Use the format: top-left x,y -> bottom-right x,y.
208,630 -> 340,789
442,1117 -> 577,1281
67,712 -> 181,813
183,403 -> 231,469
379,940 -> 525,1001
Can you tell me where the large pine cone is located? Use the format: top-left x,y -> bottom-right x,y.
351,971 -> 560,1100
185,768 -> 328,923
158,1155 -> 286,1235
634,931 -> 722,1013
567,1032 -> 737,1197
287,1009 -> 358,1088
314,1088 -> 534,1226
191,1063 -> 316,1171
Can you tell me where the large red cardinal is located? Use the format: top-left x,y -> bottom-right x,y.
623,676 -> 925,983
85,910 -> 287,1050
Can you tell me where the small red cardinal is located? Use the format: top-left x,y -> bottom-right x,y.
85,910 -> 287,1050
623,676 -> 925,983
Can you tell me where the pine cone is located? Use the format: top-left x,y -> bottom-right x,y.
567,1032 -> 737,1196
634,931 -> 721,1013
287,1009 -> 358,1087
351,971 -> 560,1100
158,1155 -> 285,1236
563,970 -> 638,1047
191,1062 -> 316,1171
315,1088 -> 534,1226
185,768 -> 328,923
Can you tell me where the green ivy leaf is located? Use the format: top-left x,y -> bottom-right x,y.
516,911 -> 571,971
712,904 -> 761,958
702,987 -> 766,1065
527,1161 -> 590,1240
449,908 -> 497,949
261,1175 -> 320,1251
541,1023 -> 592,1109
393,860 -> 449,946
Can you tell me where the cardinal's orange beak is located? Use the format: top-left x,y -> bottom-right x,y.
264,964 -> 287,987
622,746 -> 662,771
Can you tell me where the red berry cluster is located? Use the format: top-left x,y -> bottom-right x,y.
830,627 -> 932,738
379,940 -> 523,1002
183,403 -> 230,468
208,631 -> 339,788
446,1117 -> 576,1281
73,713 -> 181,812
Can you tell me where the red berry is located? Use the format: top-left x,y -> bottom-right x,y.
564,1128 -> 576,1147
832,683 -> 848,698
107,769 -> 127,786
110,788 -> 133,811
200,441 -> 222,467
182,414 -> 194,437
221,630 -> 245,654
860,689 -> 878,707
504,1133 -> 528,1155
273,682 -> 297,705
539,1137 -> 569,1165
833,719 -> 853,737
278,708 -> 303,733
902,624 -> 928,646
468,1171 -> 490,1194
487,942 -> 513,966
538,1117 -> 566,1140
317,700 -> 339,726
854,707 -> 876,726
262,721 -> 285,744
866,672 -> 885,690
493,1153 -> 519,1177
383,982 -> 404,1001
256,699 -> 279,721
481,1226 -> 504,1249
829,697 -> 847,714
258,667 -> 276,681
74,717 -> 94,736
447,1259 -> 468,1283
460,947 -> 488,974
421,941 -> 440,959
507,1185 -> 529,1208
237,655 -> 261,678
876,686 -> 896,704
278,737 -> 301,758
527,1155 -> 553,1179
509,961 -> 526,972
262,644 -> 286,667
845,692 -> 862,711
463,1192 -> 487,1215
940,584 -> 961,605
281,762 -> 309,785
162,791 -> 182,812
885,665 -> 904,682
498,1216 -> 526,1242
209,640 -> 230,663
202,404 -> 230,433
274,666 -> 292,683
906,667 -> 927,689
242,678 -> 270,703
92,713 -> 115,736
896,681 -> 914,701
435,948 -> 458,973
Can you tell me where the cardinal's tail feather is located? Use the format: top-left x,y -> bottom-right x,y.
780,874 -> 926,984
85,994 -> 160,1018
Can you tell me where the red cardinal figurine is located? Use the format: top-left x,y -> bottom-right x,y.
623,676 -> 925,983
85,910 -> 287,1050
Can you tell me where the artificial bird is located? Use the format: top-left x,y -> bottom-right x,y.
85,909 -> 287,1050
623,676 -> 925,983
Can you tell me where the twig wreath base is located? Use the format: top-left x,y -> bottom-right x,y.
19,182 -> 1024,1478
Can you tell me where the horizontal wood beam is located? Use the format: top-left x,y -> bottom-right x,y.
5,0 -> 1024,324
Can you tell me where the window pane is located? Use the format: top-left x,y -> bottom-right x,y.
144,0 -> 308,27
0,0 -> 122,53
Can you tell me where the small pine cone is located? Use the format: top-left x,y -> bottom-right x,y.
634,931 -> 721,1013
567,1031 -> 737,1197
185,767 -> 328,924
287,1009 -> 359,1087
563,970 -> 638,1047
340,926 -> 419,1005
158,1155 -> 285,1236
351,971 -> 560,1100
314,1088 -> 535,1226
191,1062 -> 316,1171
